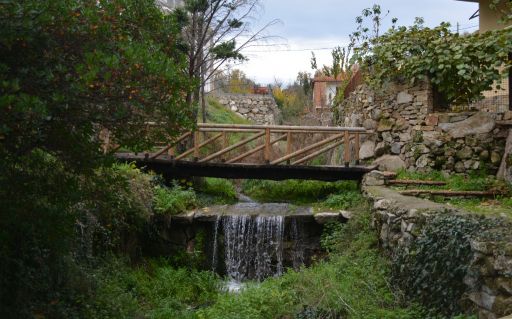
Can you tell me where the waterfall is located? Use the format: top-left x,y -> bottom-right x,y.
211,215 -> 220,272
221,215 -> 284,281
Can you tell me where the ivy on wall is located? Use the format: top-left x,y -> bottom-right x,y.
358,22 -> 512,105
392,214 -> 510,317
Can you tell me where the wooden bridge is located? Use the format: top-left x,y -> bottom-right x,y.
115,123 -> 375,181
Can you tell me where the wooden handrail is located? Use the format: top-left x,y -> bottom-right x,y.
226,134 -> 287,164
271,133 -> 344,165
198,131 -> 265,163
175,133 -> 223,160
197,123 -> 368,133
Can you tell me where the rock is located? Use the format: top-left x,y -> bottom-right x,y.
359,140 -> 376,160
456,146 -> 473,160
480,150 -> 490,160
230,105 -> 238,112
377,118 -> 394,132
397,91 -> 414,104
314,212 -> 342,224
398,132 -> 412,142
363,170 -> 387,186
455,161 -> 465,173
416,154 -> 430,168
412,144 -> 430,155
425,114 -> 439,126
363,119 -> 377,130
374,199 -> 393,210
391,143 -> 402,154
468,291 -> 496,311
238,108 -> 249,114
373,155 -> 406,172
382,132 -> 393,143
375,142 -> 390,157
439,112 -> 496,138
491,151 -> 502,165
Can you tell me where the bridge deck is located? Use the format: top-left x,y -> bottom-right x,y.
115,153 -> 375,181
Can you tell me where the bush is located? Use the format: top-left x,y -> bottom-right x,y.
323,191 -> 365,210
196,178 -> 238,206
153,184 -> 197,215
242,180 -> 359,205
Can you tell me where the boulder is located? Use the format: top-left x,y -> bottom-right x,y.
373,155 -> 406,172
439,112 -> 496,139
397,91 -> 413,104
359,140 -> 376,160
391,143 -> 402,154
416,154 -> 430,168
314,212 -> 343,224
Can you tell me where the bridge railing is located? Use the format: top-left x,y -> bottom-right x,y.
149,124 -> 371,167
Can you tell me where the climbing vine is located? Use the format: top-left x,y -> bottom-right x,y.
358,21 -> 512,105
392,214 -> 509,316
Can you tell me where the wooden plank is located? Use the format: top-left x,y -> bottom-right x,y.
271,133 -> 343,165
199,131 -> 265,163
388,180 -> 447,186
354,132 -> 360,165
286,131 -> 293,165
193,131 -> 200,161
292,137 -> 347,165
343,130 -> 350,167
226,134 -> 287,164
175,133 -> 223,160
399,190 -> 506,197
150,131 -> 191,159
264,128 -> 271,163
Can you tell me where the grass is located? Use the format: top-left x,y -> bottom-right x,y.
197,211 -> 425,319
241,179 -> 366,211
195,178 -> 238,206
206,98 -> 251,125
153,183 -> 197,215
394,169 -> 512,218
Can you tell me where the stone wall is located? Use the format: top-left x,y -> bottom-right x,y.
362,174 -> 512,319
339,82 -> 511,174
214,93 -> 281,125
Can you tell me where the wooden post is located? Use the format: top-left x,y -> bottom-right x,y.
221,131 -> 228,162
194,131 -> 200,161
354,132 -> 360,165
264,128 -> 271,164
168,147 -> 175,159
286,131 -> 292,165
344,130 -> 350,167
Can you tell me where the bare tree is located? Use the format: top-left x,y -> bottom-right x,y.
162,0 -> 279,122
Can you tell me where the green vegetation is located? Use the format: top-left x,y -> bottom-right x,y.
393,214 -> 511,317
242,179 -> 365,210
206,98 -> 251,125
198,211 -> 424,319
394,169 -> 512,217
196,178 -> 238,206
360,20 -> 512,105
154,184 -> 198,215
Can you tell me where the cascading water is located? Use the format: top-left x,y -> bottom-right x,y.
211,214 -> 285,285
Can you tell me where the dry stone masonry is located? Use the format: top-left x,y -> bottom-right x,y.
215,93 -> 281,125
339,82 -> 511,174
362,175 -> 512,319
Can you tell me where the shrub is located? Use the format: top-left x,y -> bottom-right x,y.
153,184 -> 197,215
196,178 -> 237,205
242,180 -> 359,204
323,191 -> 365,210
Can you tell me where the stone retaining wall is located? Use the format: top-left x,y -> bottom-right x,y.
363,173 -> 512,318
339,83 -> 511,174
214,93 -> 281,125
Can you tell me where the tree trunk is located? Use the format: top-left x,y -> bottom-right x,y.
497,128 -> 512,183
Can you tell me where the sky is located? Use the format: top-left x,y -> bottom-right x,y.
232,0 -> 479,85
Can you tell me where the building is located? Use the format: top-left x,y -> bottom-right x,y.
457,0 -> 511,111
312,74 -> 346,111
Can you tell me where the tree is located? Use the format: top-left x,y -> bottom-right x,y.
163,0 -> 278,122
0,0 -> 192,315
